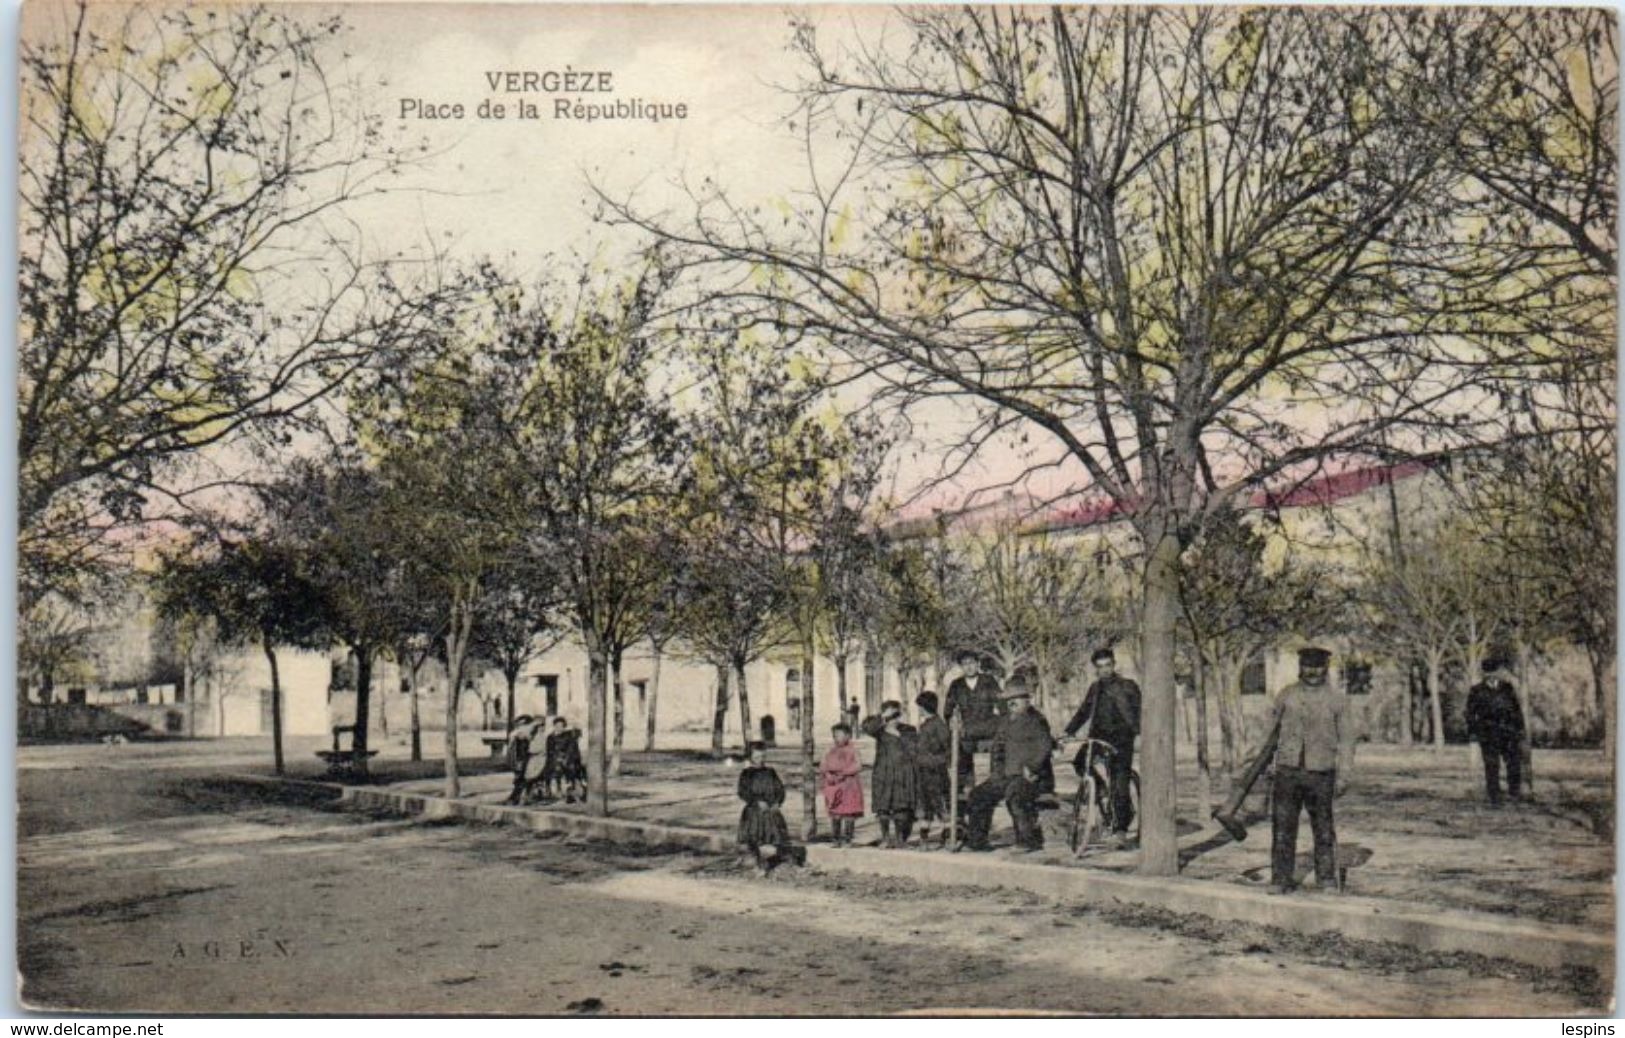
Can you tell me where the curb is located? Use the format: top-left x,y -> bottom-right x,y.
228,774 -> 1612,975
805,846 -> 1613,975
339,784 -> 735,854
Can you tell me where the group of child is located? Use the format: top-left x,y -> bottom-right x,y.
735,690 -> 957,874
822,690 -> 953,849
504,715 -> 588,805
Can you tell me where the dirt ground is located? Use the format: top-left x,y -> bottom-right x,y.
16,751 -> 1610,1016
370,738 -> 1615,934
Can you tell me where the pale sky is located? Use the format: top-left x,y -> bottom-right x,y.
327,3 -> 1074,516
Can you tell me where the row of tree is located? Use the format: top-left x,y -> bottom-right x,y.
20,4 -> 1613,878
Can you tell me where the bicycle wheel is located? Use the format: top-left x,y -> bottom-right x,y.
1071,776 -> 1103,855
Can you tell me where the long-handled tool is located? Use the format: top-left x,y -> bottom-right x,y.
1211,715 -> 1281,842
948,712 -> 962,850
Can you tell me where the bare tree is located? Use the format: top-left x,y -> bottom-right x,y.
18,2 -> 463,603
610,9 -> 1521,872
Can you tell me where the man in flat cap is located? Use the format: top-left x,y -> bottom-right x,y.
960,676 -> 1053,853
1061,647 -> 1142,848
1466,653 -> 1528,806
1266,646 -> 1355,894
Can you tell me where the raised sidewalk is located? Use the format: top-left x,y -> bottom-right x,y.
230,773 -> 1613,976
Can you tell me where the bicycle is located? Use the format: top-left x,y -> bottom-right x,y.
1065,738 -> 1140,856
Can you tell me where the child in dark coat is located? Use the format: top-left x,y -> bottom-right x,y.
861,700 -> 919,848
543,718 -> 587,803
913,692 -> 952,848
737,741 -> 792,875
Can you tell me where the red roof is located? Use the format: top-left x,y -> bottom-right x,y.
1027,460 -> 1435,535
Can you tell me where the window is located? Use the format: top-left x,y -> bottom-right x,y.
535,675 -> 559,716
785,668 -> 802,730
1342,660 -> 1373,696
1240,656 -> 1267,696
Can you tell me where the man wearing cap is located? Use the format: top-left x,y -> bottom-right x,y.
944,651 -> 1004,790
960,677 -> 1054,853
1061,647 -> 1142,848
1466,654 -> 1527,806
1266,647 -> 1356,894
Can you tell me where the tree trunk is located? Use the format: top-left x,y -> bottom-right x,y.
835,653 -> 849,726
505,668 -> 519,736
735,658 -> 753,747
1138,530 -> 1181,876
610,650 -> 626,777
263,636 -> 284,777
1427,650 -> 1445,751
644,642 -> 663,752
353,645 -> 373,776
711,663 -> 729,757
800,638 -> 819,841
1585,642 -> 1615,767
1398,660 -> 1416,746
408,660 -> 423,763
1515,638 -> 1535,792
1193,648 -> 1211,819
1213,657 -> 1237,776
443,597 -> 475,800
586,644 -> 610,816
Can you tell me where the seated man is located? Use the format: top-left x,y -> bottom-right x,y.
960,677 -> 1054,853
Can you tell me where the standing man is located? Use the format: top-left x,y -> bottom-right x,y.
1061,647 -> 1142,848
1266,647 -> 1356,895
944,650 -> 1003,791
1467,654 -> 1527,806
960,677 -> 1053,853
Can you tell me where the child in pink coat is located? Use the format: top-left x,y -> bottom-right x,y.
820,722 -> 865,846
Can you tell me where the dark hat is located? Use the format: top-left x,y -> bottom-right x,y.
747,740 -> 768,753
1091,647 -> 1116,664
1482,653 -> 1511,673
1298,647 -> 1332,669
955,648 -> 980,663
881,699 -> 903,713
999,675 -> 1033,701
513,715 -> 533,727
831,722 -> 851,735
915,691 -> 939,712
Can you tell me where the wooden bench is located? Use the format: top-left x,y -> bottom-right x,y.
482,734 -> 510,759
315,725 -> 378,778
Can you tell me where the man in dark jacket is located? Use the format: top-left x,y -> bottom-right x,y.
960,678 -> 1053,853
1466,655 -> 1527,806
944,651 -> 1003,789
1062,648 -> 1142,847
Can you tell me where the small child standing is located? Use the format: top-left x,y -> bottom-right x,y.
736,741 -> 791,875
861,700 -> 919,848
819,722 -> 865,847
913,691 -> 952,849
503,715 -> 535,805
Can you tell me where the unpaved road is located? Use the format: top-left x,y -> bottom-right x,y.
17,758 -> 1608,1015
